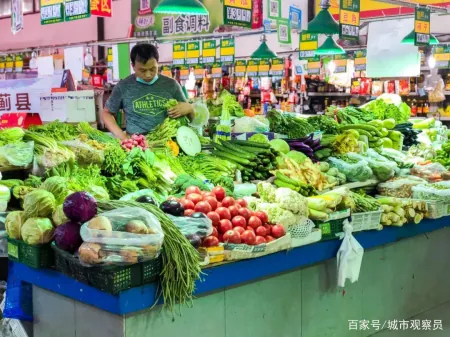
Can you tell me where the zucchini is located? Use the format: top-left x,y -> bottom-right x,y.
338,124 -> 383,137
237,145 -> 269,154
275,171 -> 300,186
274,179 -> 299,190
230,139 -> 271,149
211,151 -> 251,166
219,142 -> 256,159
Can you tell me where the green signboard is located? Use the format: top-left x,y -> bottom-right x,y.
258,59 -> 270,77
271,58 -> 284,76
173,43 -> 186,65
267,0 -> 280,20
223,0 -> 252,28
220,38 -> 235,64
433,45 -> 450,68
40,0 -> 64,25
277,18 -> 291,45
186,41 -> 200,65
65,0 -> 90,21
353,50 -> 366,71
202,40 -> 216,65
247,60 -> 258,77
299,32 -> 318,59
234,60 -> 247,77
414,6 -> 430,46
339,0 -> 360,41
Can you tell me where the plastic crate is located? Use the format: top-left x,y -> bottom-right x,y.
7,238 -> 54,268
351,210 -> 383,232
314,209 -> 351,241
52,243 -> 161,294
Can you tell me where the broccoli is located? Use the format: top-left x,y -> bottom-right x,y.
248,134 -> 269,144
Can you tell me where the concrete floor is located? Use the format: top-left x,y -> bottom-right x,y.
372,301 -> 450,336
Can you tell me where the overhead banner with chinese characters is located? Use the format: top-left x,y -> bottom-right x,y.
234,60 -> 247,77
65,0 -> 90,21
220,38 -> 235,64
339,0 -> 360,41
11,0 -> 24,34
131,0 -> 222,38
247,60 -> 258,77
186,42 -> 200,65
173,43 -> 186,65
224,0 -> 252,28
91,0 -> 111,17
299,32 -> 318,59
353,50 -> 366,71
271,58 -> 284,76
202,40 -> 216,65
434,45 -> 450,68
415,6 -> 430,46
40,0 -> 64,25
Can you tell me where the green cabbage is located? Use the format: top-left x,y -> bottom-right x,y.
87,185 -> 110,201
23,189 -> 56,219
269,139 -> 290,154
41,177 -> 68,204
0,185 -> 11,203
21,217 -> 54,245
52,204 -> 69,227
5,211 -> 25,240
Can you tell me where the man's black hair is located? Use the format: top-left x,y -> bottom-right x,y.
130,44 -> 159,65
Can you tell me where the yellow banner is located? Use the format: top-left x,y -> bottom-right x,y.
335,59 -> 347,67
221,47 -> 235,56
308,61 -> 321,69
203,49 -> 215,57
173,52 -> 185,59
247,65 -> 258,72
41,0 -> 63,5
300,41 -> 318,51
355,57 -> 366,64
235,65 -> 246,73
271,64 -> 284,71
414,20 -> 430,34
435,53 -> 450,61
224,0 -> 252,10
340,10 -> 360,25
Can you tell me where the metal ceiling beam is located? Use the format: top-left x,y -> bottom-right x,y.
373,0 -> 449,14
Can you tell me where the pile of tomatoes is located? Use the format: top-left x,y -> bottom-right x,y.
178,186 -> 286,247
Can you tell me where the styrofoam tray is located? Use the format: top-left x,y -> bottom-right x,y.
291,228 -> 322,248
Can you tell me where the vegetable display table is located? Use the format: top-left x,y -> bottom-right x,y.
10,218 -> 450,337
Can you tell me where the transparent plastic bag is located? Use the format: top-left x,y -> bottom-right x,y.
233,117 -> 270,133
412,181 -> 450,202
410,162 -> 450,182
60,140 -> 104,165
347,152 -> 396,181
377,176 -> 427,198
0,141 -> 33,167
328,157 -> 373,182
168,215 -> 212,247
78,241 -> 161,265
80,207 -> 164,247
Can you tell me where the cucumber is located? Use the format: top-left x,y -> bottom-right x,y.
237,145 -> 269,154
276,171 -> 300,186
230,139 -> 271,149
211,151 -> 251,166
219,142 -> 256,159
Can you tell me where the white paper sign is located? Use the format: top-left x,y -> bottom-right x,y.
64,47 -> 84,82
11,0 -> 24,34
39,91 -> 96,122
37,56 -> 55,77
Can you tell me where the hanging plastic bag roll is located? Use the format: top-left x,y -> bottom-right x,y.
337,221 -> 364,288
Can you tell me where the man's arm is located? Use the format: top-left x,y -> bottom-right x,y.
102,108 -> 127,140
168,81 -> 195,120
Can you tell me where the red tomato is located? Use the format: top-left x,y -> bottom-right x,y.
212,186 -> 226,201
186,193 -> 203,205
255,236 -> 267,245
263,224 -> 271,236
179,198 -> 195,210
271,224 -> 286,238
231,215 -> 247,228
255,211 -> 269,224
207,212 -> 220,227
255,225 -> 268,237
235,203 -> 242,209
216,207 -> 231,220
184,209 -> 195,216
248,216 -> 262,230
238,208 -> 252,220
233,226 -> 245,235
265,235 -> 275,242
211,227 -> 219,238
245,226 -> 255,233
241,230 -> 256,245
228,205 -> 240,218
221,196 -> 235,208
203,192 -> 216,198
219,219 -> 233,233
204,196 -> 218,211
202,236 -> 219,247
223,230 -> 241,244
185,186 -> 202,195
194,201 -> 212,214
236,198 -> 248,208
217,202 -> 222,208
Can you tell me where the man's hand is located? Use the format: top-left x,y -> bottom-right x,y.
168,102 -> 194,119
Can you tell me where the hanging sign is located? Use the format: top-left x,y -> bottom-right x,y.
353,50 -> 366,71
220,38 -> 235,64
334,54 -> 348,73
91,0 -> 111,17
289,6 -> 302,30
0,57 -> 5,74
161,65 -> 172,78
234,60 -> 247,77
202,40 -> 216,65
193,65 -> 204,79
211,62 -> 223,78
271,58 -> 284,76
307,57 -> 321,75
186,41 -> 200,65
339,0 -> 360,41
299,32 -> 318,59
107,48 -> 113,67
173,43 -> 186,65
40,0 -> 64,25
247,60 -> 258,77
14,55 -> 23,73
414,6 -> 430,46
224,0 -> 253,28
5,56 -> 14,73
179,65 -> 190,80
267,0 -> 280,20
65,0 -> 91,21
258,59 -> 270,77
277,18 -> 292,45
433,45 -> 450,68
11,0 -> 24,34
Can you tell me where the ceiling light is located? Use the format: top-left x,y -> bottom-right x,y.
315,36 -> 345,56
428,55 -> 436,69
307,0 -> 339,35
250,35 -> 278,59
153,0 -> 209,15
401,30 -> 439,45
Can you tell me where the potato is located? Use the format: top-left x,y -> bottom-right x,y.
88,216 -> 112,231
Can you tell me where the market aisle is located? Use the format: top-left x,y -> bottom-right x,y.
371,301 -> 450,336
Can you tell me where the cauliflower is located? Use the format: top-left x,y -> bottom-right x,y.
244,196 -> 261,211
257,182 -> 276,202
274,188 -> 308,216
255,203 -> 303,227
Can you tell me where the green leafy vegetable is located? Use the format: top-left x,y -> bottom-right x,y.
28,121 -> 77,141
307,115 -> 339,134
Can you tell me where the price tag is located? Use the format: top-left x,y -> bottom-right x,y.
173,42 -> 186,65
339,0 -> 360,41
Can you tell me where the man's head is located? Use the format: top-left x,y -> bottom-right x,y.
130,44 -> 159,83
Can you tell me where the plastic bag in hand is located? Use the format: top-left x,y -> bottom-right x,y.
337,221 -> 364,288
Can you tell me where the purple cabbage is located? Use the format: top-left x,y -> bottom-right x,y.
63,191 -> 97,223
54,221 -> 83,253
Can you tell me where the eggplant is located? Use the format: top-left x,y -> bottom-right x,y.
136,195 -> 157,205
160,200 -> 184,216
191,212 -> 207,219
186,234 -> 201,248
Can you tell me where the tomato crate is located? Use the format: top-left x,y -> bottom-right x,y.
52,243 -> 161,294
7,237 -> 54,268
314,209 -> 351,241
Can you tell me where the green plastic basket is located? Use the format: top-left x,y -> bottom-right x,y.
315,218 -> 349,241
7,237 -> 54,268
